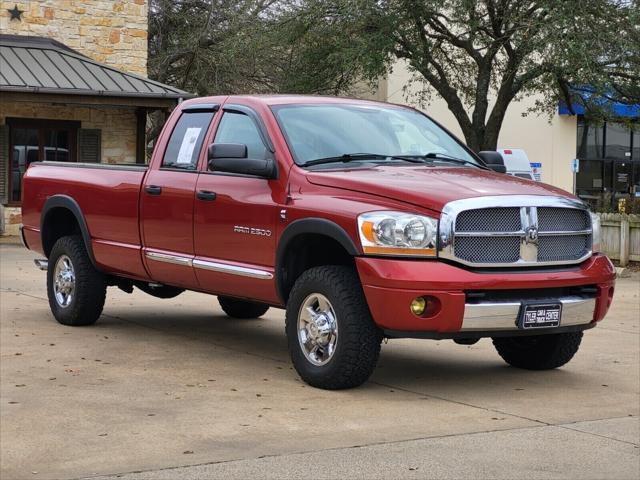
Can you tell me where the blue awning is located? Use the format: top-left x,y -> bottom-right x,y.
559,89 -> 639,117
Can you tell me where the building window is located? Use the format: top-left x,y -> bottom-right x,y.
605,123 -> 631,160
7,118 -> 79,204
577,117 -> 603,159
576,116 -> 639,200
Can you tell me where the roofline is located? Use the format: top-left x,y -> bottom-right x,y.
0,85 -> 191,100
0,34 -> 84,56
0,34 -> 193,99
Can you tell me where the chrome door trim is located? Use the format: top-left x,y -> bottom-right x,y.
438,195 -> 593,268
145,251 -> 193,266
145,251 -> 273,280
462,296 -> 596,331
192,259 -> 273,279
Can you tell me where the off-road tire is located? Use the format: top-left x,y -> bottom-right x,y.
218,296 -> 269,319
492,332 -> 583,370
47,235 -> 106,326
285,265 -> 382,390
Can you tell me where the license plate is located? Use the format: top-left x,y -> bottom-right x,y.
518,303 -> 562,329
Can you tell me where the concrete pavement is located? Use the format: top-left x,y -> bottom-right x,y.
1,239 -> 638,479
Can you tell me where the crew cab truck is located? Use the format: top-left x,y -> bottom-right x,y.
21,95 -> 616,390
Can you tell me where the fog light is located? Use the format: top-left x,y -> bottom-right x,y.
410,297 -> 427,316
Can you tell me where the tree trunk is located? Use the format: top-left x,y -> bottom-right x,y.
481,123 -> 501,151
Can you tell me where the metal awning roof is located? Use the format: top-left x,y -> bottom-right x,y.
0,34 -> 191,100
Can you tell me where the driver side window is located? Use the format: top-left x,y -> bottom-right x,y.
214,112 -> 268,160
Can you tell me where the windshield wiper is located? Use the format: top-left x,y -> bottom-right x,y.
302,153 -> 425,167
422,152 -> 488,169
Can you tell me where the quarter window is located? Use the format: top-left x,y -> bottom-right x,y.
162,112 -> 214,169
214,112 -> 268,160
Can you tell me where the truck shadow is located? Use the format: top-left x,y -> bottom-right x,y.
98,307 -> 586,393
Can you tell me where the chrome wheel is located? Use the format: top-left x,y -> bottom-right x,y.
297,293 -> 338,366
53,254 -> 75,308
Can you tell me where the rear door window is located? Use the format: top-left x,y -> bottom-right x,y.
162,112 -> 214,169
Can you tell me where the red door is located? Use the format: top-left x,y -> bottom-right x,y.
193,108 -> 282,303
140,110 -> 216,289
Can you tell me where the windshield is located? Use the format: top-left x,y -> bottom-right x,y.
273,104 -> 479,167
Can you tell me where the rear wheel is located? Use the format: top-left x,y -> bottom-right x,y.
492,332 -> 583,370
218,296 -> 269,319
47,235 -> 106,326
285,265 -> 382,390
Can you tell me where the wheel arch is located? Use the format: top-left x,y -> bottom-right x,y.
41,195 -> 97,267
276,218 -> 359,303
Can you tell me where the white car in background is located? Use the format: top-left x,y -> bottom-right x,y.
498,148 -> 538,181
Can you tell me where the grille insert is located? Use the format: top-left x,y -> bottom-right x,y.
456,208 -> 521,232
538,235 -> 591,262
454,236 -> 521,263
538,208 -> 590,232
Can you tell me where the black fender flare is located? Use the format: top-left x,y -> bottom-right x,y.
275,218 -> 359,301
41,194 -> 97,267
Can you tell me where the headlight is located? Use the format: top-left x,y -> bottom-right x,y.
590,212 -> 601,253
357,211 -> 437,256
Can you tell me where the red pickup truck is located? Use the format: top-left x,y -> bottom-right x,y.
21,95 -> 616,389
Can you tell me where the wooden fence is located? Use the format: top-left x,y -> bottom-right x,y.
597,213 -> 640,266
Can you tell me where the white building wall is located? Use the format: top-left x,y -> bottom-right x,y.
382,61 -> 578,193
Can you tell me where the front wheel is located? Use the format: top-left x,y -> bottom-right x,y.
492,332 -> 583,370
47,235 -> 106,326
285,265 -> 382,390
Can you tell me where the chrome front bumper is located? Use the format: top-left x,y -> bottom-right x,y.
461,296 -> 596,331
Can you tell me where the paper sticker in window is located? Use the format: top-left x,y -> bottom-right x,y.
176,127 -> 202,164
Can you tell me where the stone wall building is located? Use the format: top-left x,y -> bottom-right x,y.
0,1 -> 189,235
0,0 -> 149,75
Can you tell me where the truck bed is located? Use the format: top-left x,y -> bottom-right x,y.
21,161 -> 150,279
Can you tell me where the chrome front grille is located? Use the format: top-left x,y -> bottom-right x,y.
439,196 -> 593,267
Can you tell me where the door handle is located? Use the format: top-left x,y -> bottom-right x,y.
145,185 -> 162,195
196,190 -> 217,201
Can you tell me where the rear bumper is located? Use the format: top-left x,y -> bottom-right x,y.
356,254 -> 616,337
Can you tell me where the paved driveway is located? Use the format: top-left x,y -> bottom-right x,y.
1,239 -> 638,479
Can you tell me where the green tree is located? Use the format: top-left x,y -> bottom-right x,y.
564,1 -> 640,114
289,0 -> 639,152
147,0 -> 382,96
148,0 -> 277,95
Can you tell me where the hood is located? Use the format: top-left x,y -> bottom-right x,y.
306,165 -> 575,213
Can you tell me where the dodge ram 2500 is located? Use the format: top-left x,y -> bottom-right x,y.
21,95 -> 616,389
